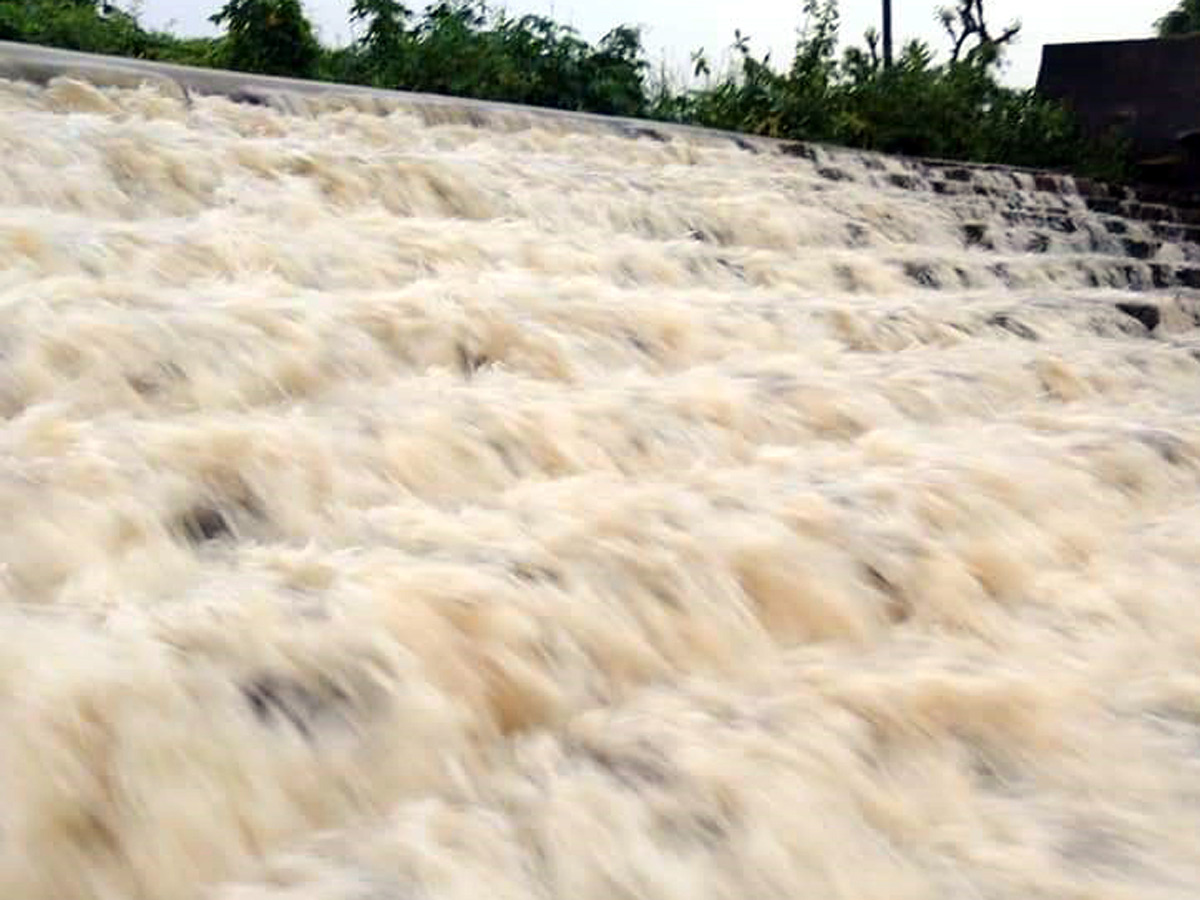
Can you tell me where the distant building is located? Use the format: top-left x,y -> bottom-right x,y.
1037,35 -> 1200,183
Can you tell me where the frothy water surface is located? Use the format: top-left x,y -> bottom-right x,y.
3,75 -> 1200,900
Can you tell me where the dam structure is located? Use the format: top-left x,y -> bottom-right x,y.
1,42 -> 1200,900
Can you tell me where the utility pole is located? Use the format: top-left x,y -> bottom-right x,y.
882,0 -> 894,67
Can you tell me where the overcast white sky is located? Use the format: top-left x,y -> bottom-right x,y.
136,0 -> 1173,87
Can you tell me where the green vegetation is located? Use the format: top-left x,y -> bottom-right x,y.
1157,0 -> 1200,36
209,0 -> 320,77
335,2 -> 649,117
0,0 -> 1130,180
651,0 -> 1126,179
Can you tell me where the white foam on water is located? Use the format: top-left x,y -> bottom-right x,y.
2,75 -> 1200,900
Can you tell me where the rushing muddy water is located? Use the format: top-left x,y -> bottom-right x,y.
2,72 -> 1200,900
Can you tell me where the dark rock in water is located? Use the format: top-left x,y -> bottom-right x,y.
1151,264 -> 1172,289
716,257 -> 746,281
818,166 -> 853,182
1135,429 -> 1189,465
903,262 -> 939,288
943,167 -> 973,182
1123,239 -> 1156,260
1176,267 -> 1200,289
863,563 -> 911,623
1034,174 -> 1061,193
621,125 -> 668,143
1104,218 -> 1129,235
127,361 -> 187,398
988,313 -> 1038,341
1116,302 -> 1161,332
571,741 -> 672,789
177,506 -> 232,544
1087,197 -> 1122,215
456,344 -> 491,376
510,561 -> 565,585
1137,202 -> 1175,222
780,142 -> 818,161
962,224 -> 989,248
835,264 -> 862,292
730,136 -> 759,154
1027,233 -> 1051,254
1123,265 -> 1146,291
227,88 -> 271,107
887,173 -> 918,190
241,673 -> 352,739
1047,215 -> 1078,234
845,223 -> 869,247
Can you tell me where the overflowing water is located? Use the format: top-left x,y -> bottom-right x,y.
2,71 -> 1200,900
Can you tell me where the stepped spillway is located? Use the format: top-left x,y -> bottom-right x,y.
2,49 -> 1200,900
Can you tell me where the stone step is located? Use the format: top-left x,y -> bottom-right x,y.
897,257 -> 1200,291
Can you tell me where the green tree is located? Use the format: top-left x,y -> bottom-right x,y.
583,26 -> 649,116
350,0 -> 409,62
209,0 -> 321,77
1156,0 -> 1200,36
0,0 -> 152,55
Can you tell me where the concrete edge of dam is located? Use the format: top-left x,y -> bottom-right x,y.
0,40 -> 785,149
